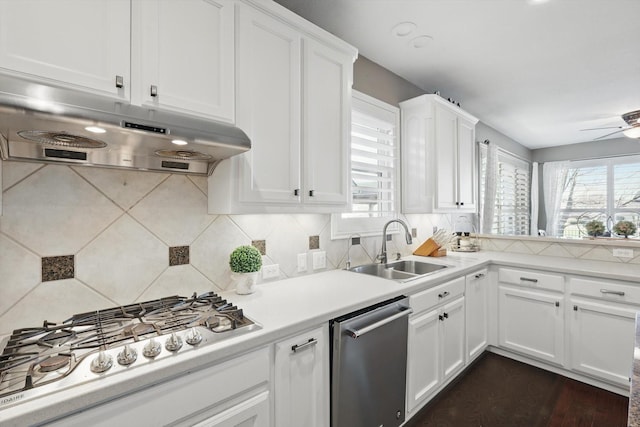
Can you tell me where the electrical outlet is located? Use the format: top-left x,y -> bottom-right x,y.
433,226 -> 438,234
297,253 -> 308,272
262,264 -> 279,279
312,251 -> 326,270
613,248 -> 634,258
412,228 -> 418,238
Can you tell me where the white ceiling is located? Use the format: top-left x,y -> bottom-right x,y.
273,0 -> 640,149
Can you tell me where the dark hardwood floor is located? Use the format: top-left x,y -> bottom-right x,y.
404,352 -> 629,427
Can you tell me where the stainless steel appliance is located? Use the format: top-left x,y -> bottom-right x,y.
0,292 -> 260,409
330,296 -> 412,427
0,75 -> 250,175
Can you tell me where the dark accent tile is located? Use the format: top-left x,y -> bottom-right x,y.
169,246 -> 190,266
309,235 -> 320,250
252,240 -> 266,255
42,255 -> 74,282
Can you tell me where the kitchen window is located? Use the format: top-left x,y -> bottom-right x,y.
479,145 -> 531,235
553,155 -> 640,238
331,91 -> 399,238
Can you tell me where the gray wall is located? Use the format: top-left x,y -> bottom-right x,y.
353,55 -> 426,107
476,122 -> 532,161
355,56 -> 533,163
532,137 -> 640,163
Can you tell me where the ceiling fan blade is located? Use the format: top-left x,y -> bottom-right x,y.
593,128 -> 629,140
580,126 -> 624,131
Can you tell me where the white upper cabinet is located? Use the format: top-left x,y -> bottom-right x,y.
301,37 -> 352,206
0,0 -> 131,98
132,0 -> 235,122
233,2 -> 302,205
400,95 -> 479,213
0,0 -> 234,122
208,0 -> 356,214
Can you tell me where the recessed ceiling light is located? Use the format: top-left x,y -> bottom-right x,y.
528,0 -> 550,4
409,35 -> 433,49
171,139 -> 188,146
84,126 -> 106,134
391,22 -> 417,37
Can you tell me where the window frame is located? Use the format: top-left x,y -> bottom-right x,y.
479,145 -> 532,236
555,155 -> 640,238
331,90 -> 400,239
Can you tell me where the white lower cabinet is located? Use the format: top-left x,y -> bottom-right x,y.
406,278 -> 465,414
193,392 -> 270,427
498,285 -> 564,365
465,269 -> 489,362
274,325 -> 329,427
569,298 -> 636,388
567,276 -> 640,388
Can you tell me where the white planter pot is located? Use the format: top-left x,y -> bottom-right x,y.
232,271 -> 259,295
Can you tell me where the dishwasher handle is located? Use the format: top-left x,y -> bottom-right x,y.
346,307 -> 412,338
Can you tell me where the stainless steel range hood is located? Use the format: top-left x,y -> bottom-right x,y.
0,75 -> 250,175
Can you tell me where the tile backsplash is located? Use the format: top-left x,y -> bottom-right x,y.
0,161 -> 450,335
3,161 -> 638,335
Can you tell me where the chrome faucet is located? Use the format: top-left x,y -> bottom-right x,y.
377,219 -> 413,264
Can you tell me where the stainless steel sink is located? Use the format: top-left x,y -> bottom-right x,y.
386,260 -> 448,275
348,259 -> 449,282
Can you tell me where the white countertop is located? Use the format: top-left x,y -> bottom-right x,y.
3,251 -> 639,426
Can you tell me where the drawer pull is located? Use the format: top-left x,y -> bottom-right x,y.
520,277 -> 538,283
574,305 -> 578,311
474,273 -> 485,279
438,291 -> 450,299
555,301 -> 560,307
600,289 -> 625,296
291,338 -> 317,353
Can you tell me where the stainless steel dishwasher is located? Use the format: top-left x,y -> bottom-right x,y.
330,296 -> 412,427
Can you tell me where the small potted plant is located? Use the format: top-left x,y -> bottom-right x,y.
613,220 -> 637,238
229,245 -> 263,294
584,220 -> 605,237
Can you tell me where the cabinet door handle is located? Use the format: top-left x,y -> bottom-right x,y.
455,202 -> 460,206
294,189 -> 300,196
115,75 -> 124,88
309,190 -> 314,197
600,289 -> 625,296
150,85 -> 158,97
520,277 -> 538,283
438,314 -> 444,321
555,301 -> 560,307
438,291 -> 450,299
291,338 -> 317,353
474,273 -> 485,279
460,202 -> 464,206
443,312 -> 449,319
573,305 -> 578,311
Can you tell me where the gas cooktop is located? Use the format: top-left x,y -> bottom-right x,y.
0,291 -> 260,408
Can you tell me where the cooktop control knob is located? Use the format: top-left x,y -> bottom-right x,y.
185,328 -> 203,346
143,338 -> 162,358
165,333 -> 183,352
90,350 -> 114,373
117,344 -> 138,366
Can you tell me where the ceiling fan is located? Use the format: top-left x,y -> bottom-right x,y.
580,109 -> 640,140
